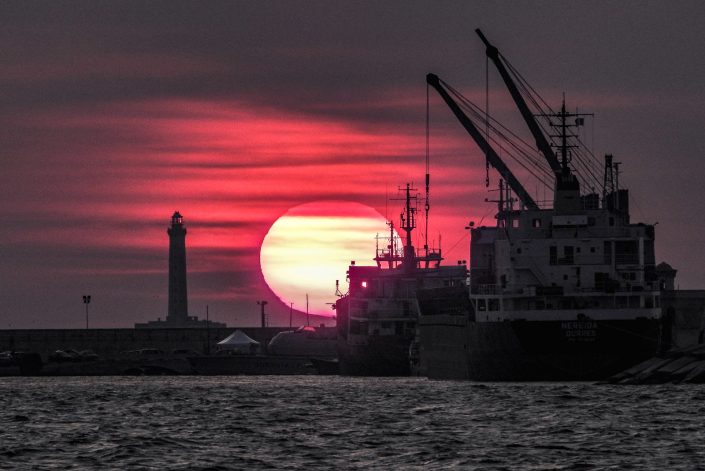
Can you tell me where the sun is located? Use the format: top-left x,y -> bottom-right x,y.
260,201 -> 390,317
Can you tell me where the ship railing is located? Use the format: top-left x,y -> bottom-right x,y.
574,284 -> 660,294
472,285 -> 545,296
470,283 -> 660,297
473,284 -> 498,295
349,308 -> 417,320
614,254 -> 640,266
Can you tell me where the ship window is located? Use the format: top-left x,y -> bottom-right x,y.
588,217 -> 596,226
532,218 -> 541,228
488,299 -> 499,311
350,320 -> 365,335
517,248 -> 522,254
645,296 -> 653,309
549,246 -> 557,265
590,247 -> 596,253
603,241 -> 613,265
629,296 -> 641,308
512,219 -> 519,228
562,246 -> 574,264
609,217 -> 615,226
352,300 -> 368,310
644,239 -> 655,265
361,281 -> 368,288
615,240 -> 639,265
477,299 -> 487,311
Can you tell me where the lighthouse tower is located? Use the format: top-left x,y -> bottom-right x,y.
167,211 -> 188,323
135,211 -> 226,329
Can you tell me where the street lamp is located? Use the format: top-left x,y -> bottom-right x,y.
257,300 -> 268,328
82,295 -> 91,329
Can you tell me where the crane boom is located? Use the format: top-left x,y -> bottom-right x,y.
426,73 -> 539,211
475,29 -> 563,175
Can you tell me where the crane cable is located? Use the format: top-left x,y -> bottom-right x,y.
442,79 -> 554,190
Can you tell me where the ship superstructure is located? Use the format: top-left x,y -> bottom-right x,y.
417,30 -> 662,380
335,184 -> 467,376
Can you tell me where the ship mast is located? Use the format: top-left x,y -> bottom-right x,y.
399,183 -> 417,273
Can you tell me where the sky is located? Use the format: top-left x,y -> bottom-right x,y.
2,1 -> 705,328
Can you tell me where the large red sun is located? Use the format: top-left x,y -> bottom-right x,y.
260,201 -> 391,317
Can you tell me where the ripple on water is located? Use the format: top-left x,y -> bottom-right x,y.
0,377 -> 703,469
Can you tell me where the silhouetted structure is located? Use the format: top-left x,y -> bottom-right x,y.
136,212 -> 225,329
168,212 -> 188,323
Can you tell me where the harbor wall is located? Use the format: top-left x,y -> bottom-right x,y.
0,327 -> 334,360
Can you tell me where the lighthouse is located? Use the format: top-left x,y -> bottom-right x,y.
135,211 -> 226,329
167,211 -> 188,323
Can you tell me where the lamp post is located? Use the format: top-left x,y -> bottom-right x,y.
257,300 -> 268,328
82,295 -> 91,329
205,305 -> 211,355
289,302 -> 293,328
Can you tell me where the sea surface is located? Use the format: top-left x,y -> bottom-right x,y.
1,376 -> 704,470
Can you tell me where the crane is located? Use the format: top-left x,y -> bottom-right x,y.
475,28 -> 562,176
475,29 -> 582,211
426,73 -> 539,211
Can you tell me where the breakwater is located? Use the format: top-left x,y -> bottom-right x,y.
0,327 -> 317,360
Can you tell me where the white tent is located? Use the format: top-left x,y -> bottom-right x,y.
216,330 -> 261,354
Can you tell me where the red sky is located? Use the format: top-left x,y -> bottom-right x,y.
2,2 -> 705,328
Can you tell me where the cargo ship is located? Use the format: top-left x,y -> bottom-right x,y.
416,30 -> 663,381
335,184 -> 467,376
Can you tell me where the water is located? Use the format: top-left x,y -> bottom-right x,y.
1,377 -> 704,470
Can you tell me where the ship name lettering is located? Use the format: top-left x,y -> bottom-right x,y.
561,321 -> 597,330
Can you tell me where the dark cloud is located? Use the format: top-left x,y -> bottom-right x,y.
2,1 -> 705,327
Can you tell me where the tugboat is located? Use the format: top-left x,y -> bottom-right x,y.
335,184 -> 467,376
417,30 -> 662,381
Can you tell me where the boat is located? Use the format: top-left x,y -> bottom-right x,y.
416,30 -> 663,381
334,184 -> 468,376
268,325 -> 337,357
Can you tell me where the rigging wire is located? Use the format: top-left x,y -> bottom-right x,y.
501,52 -> 611,196
485,54 -> 490,187
425,82 -> 430,256
441,79 -> 554,193
436,50 -> 619,209
443,80 -> 551,175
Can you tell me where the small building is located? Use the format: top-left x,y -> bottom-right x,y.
657,262 -> 705,349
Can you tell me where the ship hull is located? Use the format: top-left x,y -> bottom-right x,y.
419,314 -> 661,381
338,335 -> 411,376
